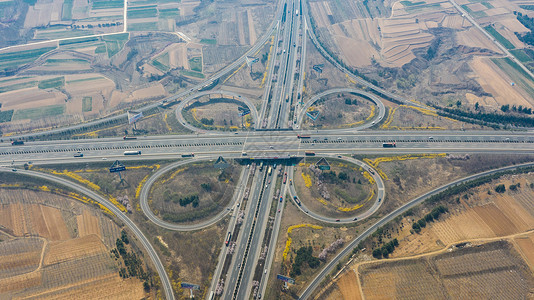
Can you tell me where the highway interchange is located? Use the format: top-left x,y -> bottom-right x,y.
2,0 -> 534,298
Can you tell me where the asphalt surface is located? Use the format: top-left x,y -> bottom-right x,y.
0,168 -> 175,300
298,161 -> 534,299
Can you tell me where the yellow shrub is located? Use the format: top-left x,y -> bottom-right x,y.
301,173 -> 312,188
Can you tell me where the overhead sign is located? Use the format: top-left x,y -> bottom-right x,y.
181,282 -> 200,290
109,160 -> 126,173
214,156 -> 229,169
128,111 -> 143,124
276,274 -> 295,284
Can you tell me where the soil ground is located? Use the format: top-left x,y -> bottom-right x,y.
301,94 -> 373,129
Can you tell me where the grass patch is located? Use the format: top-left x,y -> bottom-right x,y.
404,2 -> 440,12
189,56 -> 202,72
127,7 -> 158,19
472,10 -> 488,17
181,69 -> 204,78
62,0 -> 73,20
66,77 -> 104,84
128,22 -> 158,31
0,81 -> 38,93
12,104 -> 65,120
159,8 -> 180,18
102,33 -> 129,41
520,5 -> 534,10
59,36 -> 99,46
34,29 -> 93,40
38,77 -> 65,89
151,53 -> 170,72
200,38 -> 217,45
82,96 -> 92,112
95,44 -> 107,54
484,25 -> 515,50
400,0 -> 425,6
45,58 -> 89,65
481,2 -> 493,8
0,47 -> 56,71
92,0 -> 123,9
0,110 -> 14,123
510,49 -> 533,63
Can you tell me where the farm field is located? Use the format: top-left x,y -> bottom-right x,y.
0,187 -> 148,299
323,172 -> 534,299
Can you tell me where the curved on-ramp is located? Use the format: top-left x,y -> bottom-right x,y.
296,88 -> 386,131
139,157 -> 245,231
175,90 -> 260,133
287,154 -> 385,224
0,168 -> 175,300
298,162 -> 534,299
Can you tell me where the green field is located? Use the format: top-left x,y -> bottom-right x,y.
152,53 -> 170,72
492,57 -> 534,98
510,49 -> 533,63
38,77 -> 65,89
519,5 -> 534,10
82,96 -> 92,112
62,0 -> 73,20
127,7 -> 158,19
189,56 -> 202,72
12,104 -> 65,121
59,36 -> 99,46
35,29 -> 94,40
0,81 -> 38,93
92,0 -> 123,9
102,34 -> 129,58
95,44 -> 107,54
400,1 -> 425,6
181,70 -> 205,78
0,110 -> 14,123
481,2 -> 493,8
128,22 -> 158,31
45,59 -> 90,65
484,26 -> 515,50
66,77 -> 104,84
0,47 -> 56,71
200,39 -> 217,45
159,8 -> 180,18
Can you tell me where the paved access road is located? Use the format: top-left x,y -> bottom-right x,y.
298,161 -> 534,299
0,168 -> 175,300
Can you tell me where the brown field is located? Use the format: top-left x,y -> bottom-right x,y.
514,232 -> 534,272
356,240 -> 534,299
469,57 -> 532,108
193,102 -> 244,128
0,188 -> 147,299
302,94 -> 373,129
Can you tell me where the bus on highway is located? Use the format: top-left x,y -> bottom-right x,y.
305,151 -> 315,156
268,166 -> 272,176
225,232 -> 232,246
124,150 -> 142,155
383,142 -> 396,148
297,134 -> 311,139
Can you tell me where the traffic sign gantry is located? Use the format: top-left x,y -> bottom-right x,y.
109,160 -> 126,173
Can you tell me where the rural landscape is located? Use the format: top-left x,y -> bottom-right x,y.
0,0 -> 534,299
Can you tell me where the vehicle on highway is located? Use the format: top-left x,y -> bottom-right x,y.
293,196 -> 301,206
123,136 -> 137,140
353,217 -> 358,221
242,152 -> 247,156
73,152 -> 84,157
305,151 -> 315,156
368,168 -> 375,175
297,134 -> 311,139
181,153 -> 195,157
124,150 -> 142,155
280,196 -> 283,202
378,198 -> 382,202
337,155 -> 342,158
337,137 -> 342,140
428,136 -> 434,140
11,140 -> 24,145
12,168 -> 17,172
336,219 -> 340,222
383,142 -> 396,148
268,167 -> 272,176
225,232 -> 232,246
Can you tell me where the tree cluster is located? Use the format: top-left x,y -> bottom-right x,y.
500,104 -> 532,115
163,191 -> 199,207
200,118 -> 214,125
113,235 -> 149,282
290,246 -> 321,277
514,11 -> 534,46
318,238 -> 344,260
372,238 -> 398,259
412,206 -> 448,233
495,184 -> 506,193
434,105 -> 534,128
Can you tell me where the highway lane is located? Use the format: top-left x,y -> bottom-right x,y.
139,158 -> 250,231
287,154 -> 385,224
0,168 -> 175,300
298,161 -> 534,299
2,132 -> 533,164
